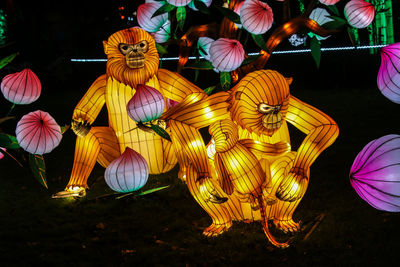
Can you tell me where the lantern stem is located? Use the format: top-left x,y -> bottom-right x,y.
6,103 -> 15,116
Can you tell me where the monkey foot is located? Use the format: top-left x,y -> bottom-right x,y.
177,169 -> 187,182
202,221 -> 233,237
273,219 -> 300,234
52,186 -> 86,199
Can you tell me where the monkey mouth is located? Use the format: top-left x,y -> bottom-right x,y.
263,120 -> 283,130
126,57 -> 145,68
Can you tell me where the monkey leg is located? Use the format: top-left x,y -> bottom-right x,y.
169,135 -> 190,182
53,127 -> 120,198
186,164 -> 233,237
160,138 -> 178,173
263,152 -> 304,234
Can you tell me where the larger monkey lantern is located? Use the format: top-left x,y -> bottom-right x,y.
53,28 -> 206,197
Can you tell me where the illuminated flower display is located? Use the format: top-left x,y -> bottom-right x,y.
151,20 -> 171,43
309,8 -> 334,40
350,135 -> 400,212
166,0 -> 191,7
209,38 -> 244,72
319,0 -> 340,5
344,0 -> 375,29
137,2 -> 168,32
188,0 -> 212,11
233,1 -> 244,29
127,84 -> 165,123
197,37 -> 214,61
240,0 -> 274,35
377,42 -> 400,104
1,68 -> 41,105
105,147 -> 149,193
15,110 -> 62,155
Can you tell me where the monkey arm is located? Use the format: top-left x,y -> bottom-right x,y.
276,95 -> 339,202
72,74 -> 107,124
285,95 -> 339,175
238,139 -> 291,158
166,92 -> 231,177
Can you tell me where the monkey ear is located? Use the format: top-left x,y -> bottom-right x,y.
285,77 -> 293,85
103,41 -> 109,55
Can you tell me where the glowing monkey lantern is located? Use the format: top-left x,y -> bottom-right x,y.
344,0 -> 375,29
240,0 -> 274,35
137,2 -> 168,33
15,110 -> 62,155
319,0 -> 340,5
1,68 -> 41,105
163,69 -> 339,246
350,135 -> 400,212
377,42 -> 400,104
209,38 -> 245,72
105,147 -> 149,193
127,84 -> 165,123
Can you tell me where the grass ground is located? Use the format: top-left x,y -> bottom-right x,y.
1,53 -> 400,266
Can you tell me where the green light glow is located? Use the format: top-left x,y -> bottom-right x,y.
0,9 -> 6,46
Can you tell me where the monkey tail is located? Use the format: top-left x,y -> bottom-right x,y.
257,194 -> 290,249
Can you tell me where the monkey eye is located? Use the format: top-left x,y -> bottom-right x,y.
119,43 -> 131,54
136,40 -> 149,53
139,43 -> 145,48
258,103 -> 274,114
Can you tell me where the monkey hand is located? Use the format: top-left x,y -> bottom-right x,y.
198,176 -> 228,204
71,119 -> 92,138
276,170 -> 308,202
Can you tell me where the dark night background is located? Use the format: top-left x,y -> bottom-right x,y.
1,0 -> 400,266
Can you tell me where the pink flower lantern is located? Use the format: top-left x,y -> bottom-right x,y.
105,147 -> 149,193
1,68 -> 41,105
137,2 -> 168,33
151,20 -> 171,43
166,0 -> 191,7
0,147 -> 5,160
209,38 -> 245,72
344,0 -> 375,29
127,84 -> 165,123
377,42 -> 400,104
319,0 -> 340,5
197,37 -> 214,61
309,8 -> 334,40
15,110 -> 62,155
350,135 -> 400,212
240,0 -> 274,35
188,0 -> 212,11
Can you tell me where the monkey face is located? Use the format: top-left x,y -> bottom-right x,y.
119,40 -> 149,69
229,70 -> 291,137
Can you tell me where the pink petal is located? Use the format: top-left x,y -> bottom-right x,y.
240,0 -> 274,35
209,38 -> 244,72
344,0 -> 375,29
1,69 -> 41,105
319,0 -> 340,5
137,2 -> 168,33
377,42 -> 400,104
127,84 -> 165,122
166,0 -> 192,7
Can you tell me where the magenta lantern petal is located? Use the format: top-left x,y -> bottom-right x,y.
166,98 -> 179,109
0,147 -> 5,160
350,134 -> 400,212
105,147 -> 149,193
1,68 -> 41,105
209,38 -> 245,72
240,0 -> 274,35
151,20 -> 171,43
377,42 -> 400,104
319,0 -> 340,5
127,84 -> 165,123
344,0 -> 375,29
309,8 -> 334,40
188,0 -> 212,11
15,110 -> 62,155
137,2 -> 168,33
166,0 -> 191,7
197,37 -> 214,61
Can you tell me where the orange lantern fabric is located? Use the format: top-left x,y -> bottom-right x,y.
163,69 -> 339,247
1,68 -> 41,105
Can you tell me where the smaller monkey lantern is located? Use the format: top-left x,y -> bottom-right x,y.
1,68 -> 41,105
15,110 -> 62,155
240,0 -> 274,35
344,0 -> 375,29
377,42 -> 400,104
127,84 -> 165,123
137,2 -> 168,33
105,147 -> 149,193
209,38 -> 244,72
350,135 -> 400,212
